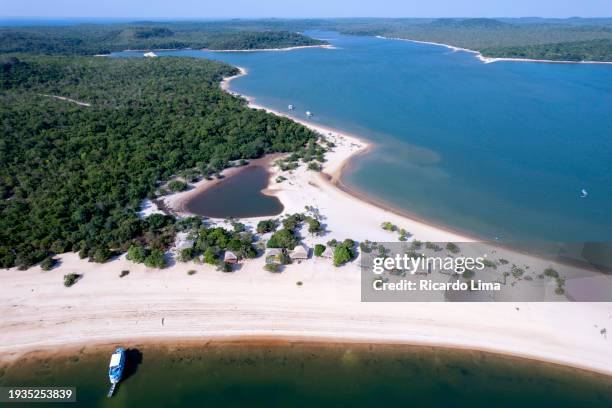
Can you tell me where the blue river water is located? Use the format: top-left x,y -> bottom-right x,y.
115,31 -> 612,242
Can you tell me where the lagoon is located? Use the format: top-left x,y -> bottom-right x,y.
185,165 -> 283,218
115,30 -> 612,242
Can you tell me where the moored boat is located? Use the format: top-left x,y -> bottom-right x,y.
107,347 -> 126,397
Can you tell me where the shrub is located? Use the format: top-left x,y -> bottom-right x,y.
127,245 -> 148,263
119,270 -> 130,278
276,176 -> 287,183
218,261 -> 233,272
498,258 -> 509,265
265,263 -> 280,272
144,249 -> 166,268
482,259 -> 497,269
446,243 -> 460,254
279,252 -> 292,265
307,218 -> 323,234
179,247 -> 194,262
381,222 -> 397,232
40,257 -> 57,271
203,248 -> 218,264
314,244 -> 326,257
307,162 -> 322,171
91,247 -> 112,263
398,228 -> 409,241
256,219 -> 279,234
187,269 -> 197,275
168,180 -> 188,192
64,273 -> 81,287
544,267 -> 559,278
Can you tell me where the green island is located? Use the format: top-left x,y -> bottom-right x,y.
0,54 -> 319,268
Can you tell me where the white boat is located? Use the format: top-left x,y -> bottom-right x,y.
288,104 -> 294,110
143,52 -> 158,58
306,111 -> 313,117
107,347 -> 126,397
580,189 -> 588,198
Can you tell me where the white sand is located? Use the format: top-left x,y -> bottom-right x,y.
2,65 -> 612,377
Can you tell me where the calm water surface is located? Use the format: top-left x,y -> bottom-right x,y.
114,31 -> 612,241
185,166 -> 283,218
2,342 -> 611,407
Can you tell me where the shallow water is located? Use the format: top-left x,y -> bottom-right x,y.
114,31 -> 612,241
2,342 -> 611,407
185,166 -> 283,218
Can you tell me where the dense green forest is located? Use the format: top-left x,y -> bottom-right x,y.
327,18 -> 612,62
0,55 -> 318,268
0,22 -> 325,55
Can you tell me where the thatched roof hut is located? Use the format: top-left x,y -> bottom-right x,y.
290,244 -> 309,260
224,251 -> 238,264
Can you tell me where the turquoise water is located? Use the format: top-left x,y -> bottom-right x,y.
2,342 -> 612,407
115,31 -> 612,241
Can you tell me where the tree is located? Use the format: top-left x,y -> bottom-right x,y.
333,239 -> 356,267
267,229 -> 298,250
314,244 -> 326,257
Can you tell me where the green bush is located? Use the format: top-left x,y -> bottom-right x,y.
264,263 -> 280,272
256,219 -> 279,234
203,248 -> 218,264
314,244 -> 326,257
40,257 -> 57,271
64,273 -> 81,287
127,245 -> 148,263
144,249 -> 166,268
179,247 -> 194,262
446,243 -> 460,254
168,180 -> 188,192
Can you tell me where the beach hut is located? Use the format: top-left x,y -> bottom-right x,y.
265,248 -> 283,264
224,251 -> 238,264
321,246 -> 334,259
290,244 -> 309,261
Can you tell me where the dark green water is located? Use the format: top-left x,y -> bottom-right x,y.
2,342 -> 611,407
185,166 -> 283,218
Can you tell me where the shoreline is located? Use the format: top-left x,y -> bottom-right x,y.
4,335 -> 612,380
376,35 -> 612,65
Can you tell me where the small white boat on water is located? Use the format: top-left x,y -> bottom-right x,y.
306,111 -> 313,117
288,104 -> 294,110
143,52 -> 158,58
580,188 -> 588,198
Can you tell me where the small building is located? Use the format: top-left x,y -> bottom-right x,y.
321,246 -> 334,259
224,251 -> 238,264
265,248 -> 283,264
290,244 -> 309,261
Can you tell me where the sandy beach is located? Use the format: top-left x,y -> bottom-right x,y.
2,61 -> 612,378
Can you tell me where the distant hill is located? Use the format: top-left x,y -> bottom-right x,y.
428,18 -> 512,29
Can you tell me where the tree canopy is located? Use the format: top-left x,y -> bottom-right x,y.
0,55 -> 318,268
